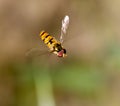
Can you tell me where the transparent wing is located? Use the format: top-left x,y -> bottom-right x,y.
26,48 -> 48,57
60,15 -> 70,43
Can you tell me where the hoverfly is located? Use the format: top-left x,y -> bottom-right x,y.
26,15 -> 69,58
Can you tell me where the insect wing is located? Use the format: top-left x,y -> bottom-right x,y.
26,48 -> 48,57
60,15 -> 70,43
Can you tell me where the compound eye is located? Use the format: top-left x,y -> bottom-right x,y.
58,51 -> 63,57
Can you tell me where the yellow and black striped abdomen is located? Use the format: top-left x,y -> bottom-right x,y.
40,31 -> 61,51
39,30 -> 66,57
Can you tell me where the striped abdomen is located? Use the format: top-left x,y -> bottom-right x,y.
39,30 -> 67,57
40,31 -> 62,52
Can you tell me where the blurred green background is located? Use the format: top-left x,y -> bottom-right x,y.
0,0 -> 120,106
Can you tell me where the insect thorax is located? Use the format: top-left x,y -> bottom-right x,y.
53,43 -> 63,51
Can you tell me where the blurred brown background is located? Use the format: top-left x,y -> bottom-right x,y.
0,0 -> 120,106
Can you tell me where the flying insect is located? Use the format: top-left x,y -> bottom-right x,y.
26,15 -> 69,58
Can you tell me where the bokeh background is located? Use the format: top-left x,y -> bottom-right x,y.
0,0 -> 120,106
